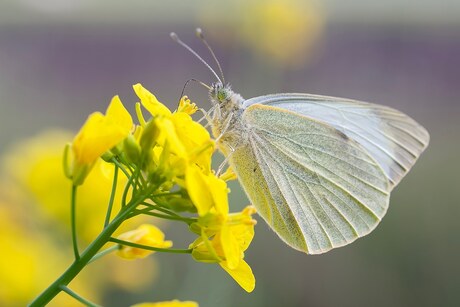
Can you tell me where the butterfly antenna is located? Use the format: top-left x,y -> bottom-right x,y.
170,32 -> 223,84
179,78 -> 211,100
195,28 -> 225,85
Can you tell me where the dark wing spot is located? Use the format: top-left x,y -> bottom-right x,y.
335,129 -> 349,141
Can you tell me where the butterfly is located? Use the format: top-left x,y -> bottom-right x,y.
172,29 -> 429,254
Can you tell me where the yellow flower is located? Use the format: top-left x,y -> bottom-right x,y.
185,166 -> 228,216
117,224 -> 173,260
71,95 -> 133,185
189,206 -> 257,292
200,0 -> 324,67
132,300 -> 198,307
240,0 -> 324,67
133,83 -> 214,178
1,130 -> 133,243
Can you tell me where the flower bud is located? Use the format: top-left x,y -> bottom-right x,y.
117,224 -> 172,260
123,134 -> 142,164
140,119 -> 160,153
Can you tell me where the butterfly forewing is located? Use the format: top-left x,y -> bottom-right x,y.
243,94 -> 430,189
231,104 -> 391,254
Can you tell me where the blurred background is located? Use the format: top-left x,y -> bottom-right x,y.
0,0 -> 459,306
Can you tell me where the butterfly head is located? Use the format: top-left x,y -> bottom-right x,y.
210,82 -> 230,104
209,82 -> 244,109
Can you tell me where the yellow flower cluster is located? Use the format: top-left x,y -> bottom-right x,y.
65,83 -> 257,295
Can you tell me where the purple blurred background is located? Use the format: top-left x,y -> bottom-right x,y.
0,1 -> 459,306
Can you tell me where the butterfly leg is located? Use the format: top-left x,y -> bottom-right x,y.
214,112 -> 234,143
197,105 -> 216,124
216,144 -> 235,177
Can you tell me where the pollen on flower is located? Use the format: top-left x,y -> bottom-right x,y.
219,167 -> 237,182
177,96 -> 198,115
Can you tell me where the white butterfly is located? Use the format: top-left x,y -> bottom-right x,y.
173,30 -> 429,254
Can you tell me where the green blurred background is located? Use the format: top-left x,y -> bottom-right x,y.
0,0 -> 459,306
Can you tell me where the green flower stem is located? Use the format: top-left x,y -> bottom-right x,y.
131,167 -> 142,196
140,202 -> 180,216
28,197 -> 142,307
121,171 -> 136,207
111,157 -> 132,180
89,244 -> 120,264
104,165 -> 119,227
131,209 -> 196,224
109,237 -> 192,254
143,200 -> 182,217
151,191 -> 183,197
71,184 -> 80,260
59,285 -> 102,307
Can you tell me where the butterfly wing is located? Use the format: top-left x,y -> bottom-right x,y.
230,104 -> 390,254
243,94 -> 429,189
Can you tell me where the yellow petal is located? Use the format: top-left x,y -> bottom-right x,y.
171,112 -> 213,170
220,224 -> 240,269
220,259 -> 255,293
106,95 -> 134,132
71,96 -> 133,182
185,165 -> 213,216
228,206 -> 257,252
158,117 -> 186,158
229,224 -> 255,253
133,83 -> 171,117
207,175 -> 229,216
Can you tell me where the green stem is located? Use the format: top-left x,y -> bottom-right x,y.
59,285 -> 102,307
143,201 -> 181,217
28,198 -> 141,307
111,157 -> 132,180
121,170 -> 136,207
71,184 -> 80,260
131,209 -> 196,224
140,202 -> 180,216
89,245 -> 120,264
29,181 -> 163,306
104,165 -> 119,227
151,191 -> 183,197
109,237 -> 192,254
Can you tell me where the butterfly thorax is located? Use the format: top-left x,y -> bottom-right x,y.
209,82 -> 248,154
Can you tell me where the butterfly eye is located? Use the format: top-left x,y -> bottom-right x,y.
217,89 -> 228,101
